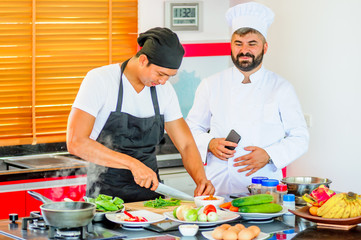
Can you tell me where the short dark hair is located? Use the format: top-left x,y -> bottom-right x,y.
233,27 -> 266,44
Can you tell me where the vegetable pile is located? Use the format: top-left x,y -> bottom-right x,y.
221,194 -> 282,213
173,204 -> 219,222
84,194 -> 124,212
143,197 -> 181,208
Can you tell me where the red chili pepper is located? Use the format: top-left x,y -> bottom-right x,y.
139,217 -> 148,222
123,210 -> 148,222
124,210 -> 135,218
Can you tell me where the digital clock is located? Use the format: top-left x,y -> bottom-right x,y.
165,1 -> 201,31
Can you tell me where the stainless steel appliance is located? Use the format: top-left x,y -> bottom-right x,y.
0,212 -> 125,240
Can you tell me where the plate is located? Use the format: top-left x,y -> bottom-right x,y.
163,209 -> 240,227
94,209 -> 124,222
105,210 -> 166,227
289,206 -> 361,225
201,230 -> 270,240
221,206 -> 288,220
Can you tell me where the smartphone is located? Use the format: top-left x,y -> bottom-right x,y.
225,129 -> 241,150
230,193 -> 250,198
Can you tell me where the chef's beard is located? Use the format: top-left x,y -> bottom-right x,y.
231,50 -> 264,72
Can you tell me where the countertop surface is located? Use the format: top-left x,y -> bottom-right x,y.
2,196 -> 361,240
2,212 -> 361,240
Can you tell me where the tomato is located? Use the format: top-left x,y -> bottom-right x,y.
203,204 -> 217,215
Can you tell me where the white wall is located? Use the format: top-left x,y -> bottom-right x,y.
139,0 -> 361,193
259,0 -> 361,193
138,0 -> 231,42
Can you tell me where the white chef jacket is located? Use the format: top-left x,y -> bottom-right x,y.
186,66 -> 309,195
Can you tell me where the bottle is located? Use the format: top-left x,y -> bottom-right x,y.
276,183 -> 288,204
250,176 -> 268,195
283,194 -> 296,216
261,179 -> 279,202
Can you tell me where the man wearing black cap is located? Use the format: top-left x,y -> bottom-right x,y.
67,27 -> 215,202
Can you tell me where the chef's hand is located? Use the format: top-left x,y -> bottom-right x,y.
208,138 -> 237,161
129,160 -> 159,191
233,146 -> 270,176
194,179 -> 215,197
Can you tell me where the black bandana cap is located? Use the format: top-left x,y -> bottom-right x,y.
137,27 -> 185,69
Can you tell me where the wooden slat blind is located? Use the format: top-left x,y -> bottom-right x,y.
0,0 -> 138,146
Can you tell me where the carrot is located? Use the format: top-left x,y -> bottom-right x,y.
229,205 -> 239,212
219,202 -> 232,209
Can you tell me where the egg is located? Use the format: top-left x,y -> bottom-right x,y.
237,228 -> 255,240
235,224 -> 246,231
222,229 -> 238,240
219,223 -> 231,230
211,227 -> 225,240
248,225 -> 261,237
227,226 -> 241,234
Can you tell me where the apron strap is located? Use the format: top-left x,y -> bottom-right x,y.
116,59 -> 161,117
150,87 -> 160,116
115,59 -> 129,112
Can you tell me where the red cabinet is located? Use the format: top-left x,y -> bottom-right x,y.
0,191 -> 26,218
0,175 -> 86,220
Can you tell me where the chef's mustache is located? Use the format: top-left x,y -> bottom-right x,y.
237,52 -> 254,59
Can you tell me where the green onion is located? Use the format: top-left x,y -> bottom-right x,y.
143,197 -> 181,208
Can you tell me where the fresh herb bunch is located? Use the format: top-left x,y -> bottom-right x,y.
143,197 -> 181,208
84,194 -> 124,212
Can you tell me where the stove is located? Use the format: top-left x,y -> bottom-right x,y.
0,213 -> 125,240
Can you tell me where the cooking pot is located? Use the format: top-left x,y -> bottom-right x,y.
281,176 -> 332,205
27,191 -> 96,228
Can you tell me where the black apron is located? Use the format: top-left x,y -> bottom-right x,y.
86,60 -> 164,202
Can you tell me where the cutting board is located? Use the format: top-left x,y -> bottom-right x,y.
125,200 -> 196,214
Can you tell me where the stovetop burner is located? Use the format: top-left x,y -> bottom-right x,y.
49,225 -> 92,239
0,213 -> 126,240
22,211 -> 49,231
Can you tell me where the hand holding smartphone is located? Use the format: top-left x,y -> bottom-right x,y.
225,129 -> 241,150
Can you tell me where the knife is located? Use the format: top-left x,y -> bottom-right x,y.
155,183 -> 194,201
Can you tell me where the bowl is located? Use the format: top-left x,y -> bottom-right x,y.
194,195 -> 225,208
281,176 -> 332,205
178,224 -> 199,236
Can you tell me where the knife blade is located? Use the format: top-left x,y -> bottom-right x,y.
155,183 -> 194,201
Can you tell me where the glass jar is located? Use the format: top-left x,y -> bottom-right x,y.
283,194 -> 296,216
276,183 -> 288,204
250,176 -> 268,195
261,179 -> 279,203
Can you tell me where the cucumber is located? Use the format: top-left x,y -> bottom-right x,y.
232,194 -> 274,207
239,203 -> 283,213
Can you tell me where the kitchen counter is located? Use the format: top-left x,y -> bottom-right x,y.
2,211 -> 361,240
2,194 -> 361,240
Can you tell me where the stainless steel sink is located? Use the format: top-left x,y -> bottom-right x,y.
1,154 -> 86,170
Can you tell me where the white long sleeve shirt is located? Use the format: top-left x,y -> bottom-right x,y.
186,66 -> 309,195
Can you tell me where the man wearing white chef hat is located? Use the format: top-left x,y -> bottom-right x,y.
187,2 -> 309,195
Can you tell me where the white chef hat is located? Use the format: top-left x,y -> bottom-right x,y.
225,2 -> 274,39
